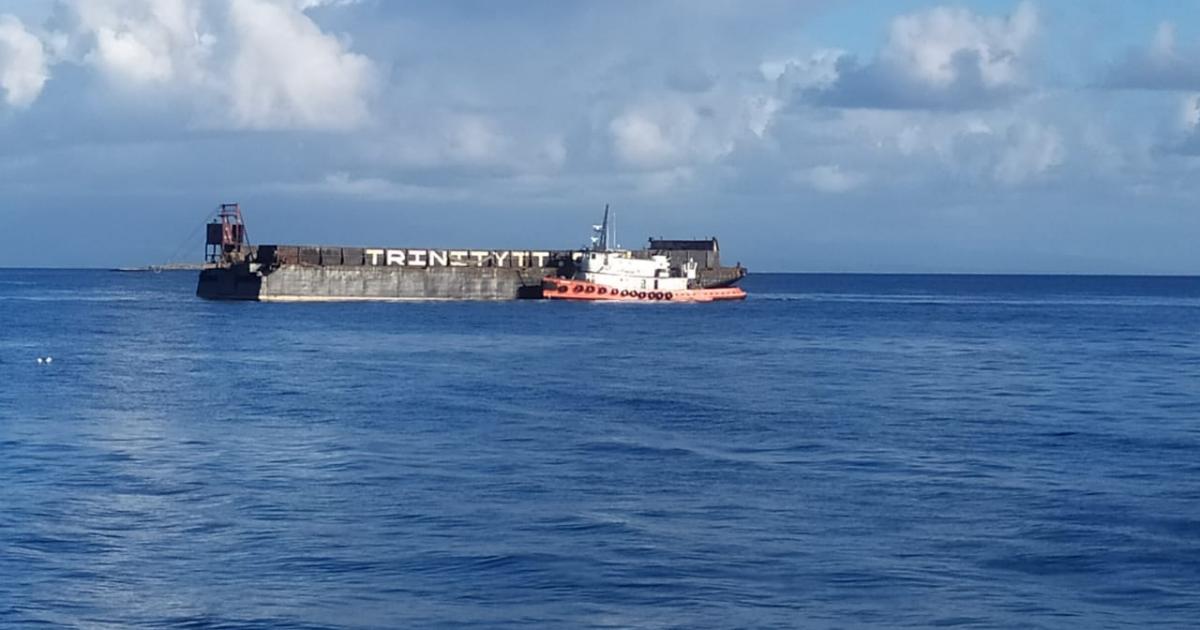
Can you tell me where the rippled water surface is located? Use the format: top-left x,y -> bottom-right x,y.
2,270 -> 1199,629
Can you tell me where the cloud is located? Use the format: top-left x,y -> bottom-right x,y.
1167,93 -> 1200,154
763,49 -> 842,90
610,108 -> 689,168
225,0 -> 373,129
1103,21 -> 1200,155
0,14 -> 48,108
1183,94 -> 1200,131
763,102 -> 1073,192
52,0 -> 374,130
664,66 -> 715,93
1106,22 -> 1200,91
608,91 -> 783,176
632,166 -> 695,195
793,164 -> 866,193
441,115 -> 506,163
800,2 -> 1038,110
357,113 -> 569,174
903,116 -> 1064,185
609,102 -> 727,169
274,171 -> 473,202
988,122 -> 1064,185
70,0 -> 213,85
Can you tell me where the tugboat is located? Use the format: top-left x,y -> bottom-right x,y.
542,207 -> 747,303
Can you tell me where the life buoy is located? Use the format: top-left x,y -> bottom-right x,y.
584,285 -> 596,294
664,292 -> 673,300
572,285 -> 584,293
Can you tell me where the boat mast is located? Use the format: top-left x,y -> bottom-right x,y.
591,203 -> 619,252
610,204 -> 616,250
593,204 -> 609,252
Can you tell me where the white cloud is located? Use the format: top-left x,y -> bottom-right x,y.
73,0 -> 213,85
897,115 -> 1064,185
339,111 -> 571,185
226,0 -> 373,130
990,122 -> 1063,185
762,49 -> 842,89
1107,21 -> 1200,92
743,95 -> 781,139
630,166 -> 696,196
295,0 -> 361,8
443,115 -> 505,163
282,171 -> 472,202
610,108 -> 688,168
609,93 -> 778,172
793,164 -> 866,193
56,0 -> 374,130
0,14 -> 48,108
1151,21 -> 1176,59
884,2 -> 1036,90
1168,93 -> 1200,154
1182,94 -> 1200,132
91,27 -> 179,83
801,2 -> 1039,110
766,104 -> 1072,192
541,135 -> 567,169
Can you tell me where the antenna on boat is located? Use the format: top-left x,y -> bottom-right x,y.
610,204 -> 616,250
603,203 -> 610,251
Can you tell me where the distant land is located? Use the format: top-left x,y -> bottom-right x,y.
112,263 -> 207,273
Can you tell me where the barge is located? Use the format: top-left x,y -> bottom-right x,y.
196,204 -> 746,301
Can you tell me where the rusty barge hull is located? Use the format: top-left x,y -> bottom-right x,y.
197,266 -> 552,301
198,256 -> 553,301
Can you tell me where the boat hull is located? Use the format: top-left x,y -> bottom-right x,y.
541,277 -> 746,303
198,264 -> 548,301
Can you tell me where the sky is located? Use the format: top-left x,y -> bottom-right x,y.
1,1 -> 1199,272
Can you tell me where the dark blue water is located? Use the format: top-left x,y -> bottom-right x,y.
2,270 -> 1199,629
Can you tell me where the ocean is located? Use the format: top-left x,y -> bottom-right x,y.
1,270 -> 1198,629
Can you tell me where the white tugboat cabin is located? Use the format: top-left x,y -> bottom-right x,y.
577,250 -> 698,292
541,205 -> 747,303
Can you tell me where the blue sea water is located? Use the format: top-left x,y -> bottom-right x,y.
1,270 -> 1199,629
